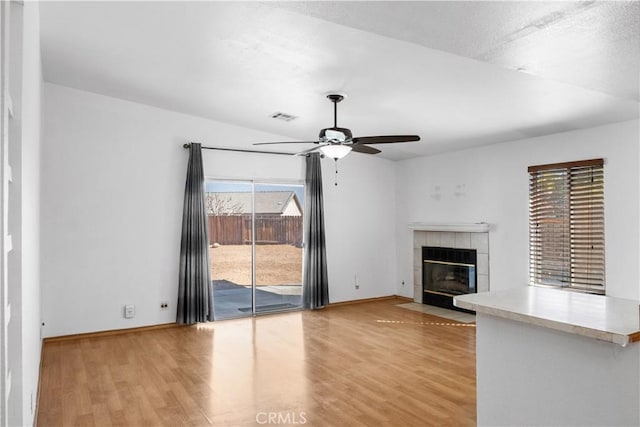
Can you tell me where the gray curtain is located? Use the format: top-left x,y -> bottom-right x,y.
177,143 -> 213,324
303,153 -> 329,309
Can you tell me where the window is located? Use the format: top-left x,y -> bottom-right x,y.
528,158 -> 605,294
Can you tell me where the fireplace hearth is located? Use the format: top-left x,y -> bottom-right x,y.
423,246 -> 477,313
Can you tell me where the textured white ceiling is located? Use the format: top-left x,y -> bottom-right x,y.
39,1 -> 640,160
277,1 -> 640,101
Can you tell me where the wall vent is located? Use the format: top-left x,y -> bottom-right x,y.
270,112 -> 298,122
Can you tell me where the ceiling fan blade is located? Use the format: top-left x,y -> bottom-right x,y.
351,135 -> 421,145
253,141 -> 319,146
294,145 -> 324,156
350,144 -> 381,155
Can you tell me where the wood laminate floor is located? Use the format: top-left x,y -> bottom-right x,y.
37,298 -> 476,426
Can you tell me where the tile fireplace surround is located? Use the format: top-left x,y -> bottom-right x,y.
410,223 -> 490,303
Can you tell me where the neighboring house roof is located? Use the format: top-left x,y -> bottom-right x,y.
206,191 -> 302,216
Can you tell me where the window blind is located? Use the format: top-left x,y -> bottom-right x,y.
528,158 -> 605,294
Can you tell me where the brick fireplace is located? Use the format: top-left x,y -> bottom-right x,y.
411,224 -> 490,306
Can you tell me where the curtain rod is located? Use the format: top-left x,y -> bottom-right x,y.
183,142 -> 299,157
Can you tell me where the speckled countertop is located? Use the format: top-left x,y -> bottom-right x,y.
454,286 -> 640,347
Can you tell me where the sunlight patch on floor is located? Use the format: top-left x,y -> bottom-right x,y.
396,302 -> 476,323
377,319 -> 476,327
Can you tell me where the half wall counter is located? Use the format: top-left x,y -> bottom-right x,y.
455,286 -> 640,426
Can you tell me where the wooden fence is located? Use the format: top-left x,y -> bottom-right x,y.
208,215 -> 303,247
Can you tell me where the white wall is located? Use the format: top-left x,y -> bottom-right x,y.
42,83 -> 397,337
476,313 -> 639,426
20,3 -> 42,424
395,120 -> 640,300
7,5 -> 24,423
321,153 -> 397,302
3,1 -> 43,425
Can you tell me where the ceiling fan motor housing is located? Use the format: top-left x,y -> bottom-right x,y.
319,127 -> 353,143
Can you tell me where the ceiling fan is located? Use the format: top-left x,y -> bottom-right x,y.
254,94 -> 420,159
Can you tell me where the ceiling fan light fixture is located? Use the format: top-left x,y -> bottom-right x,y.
319,127 -> 352,143
320,144 -> 352,159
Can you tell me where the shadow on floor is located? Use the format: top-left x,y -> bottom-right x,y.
213,280 -> 302,319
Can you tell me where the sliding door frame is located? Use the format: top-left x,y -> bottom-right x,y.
206,176 -> 305,319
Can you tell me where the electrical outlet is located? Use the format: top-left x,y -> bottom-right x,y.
160,301 -> 169,311
124,305 -> 135,318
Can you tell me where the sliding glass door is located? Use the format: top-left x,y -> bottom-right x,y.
254,183 -> 304,313
207,180 -> 304,319
207,181 -> 253,319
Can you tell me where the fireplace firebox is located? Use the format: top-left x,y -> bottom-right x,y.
423,246 -> 476,313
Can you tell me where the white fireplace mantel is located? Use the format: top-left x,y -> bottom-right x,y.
408,222 -> 490,233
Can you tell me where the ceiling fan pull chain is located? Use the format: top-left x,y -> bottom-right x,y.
334,159 -> 339,186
